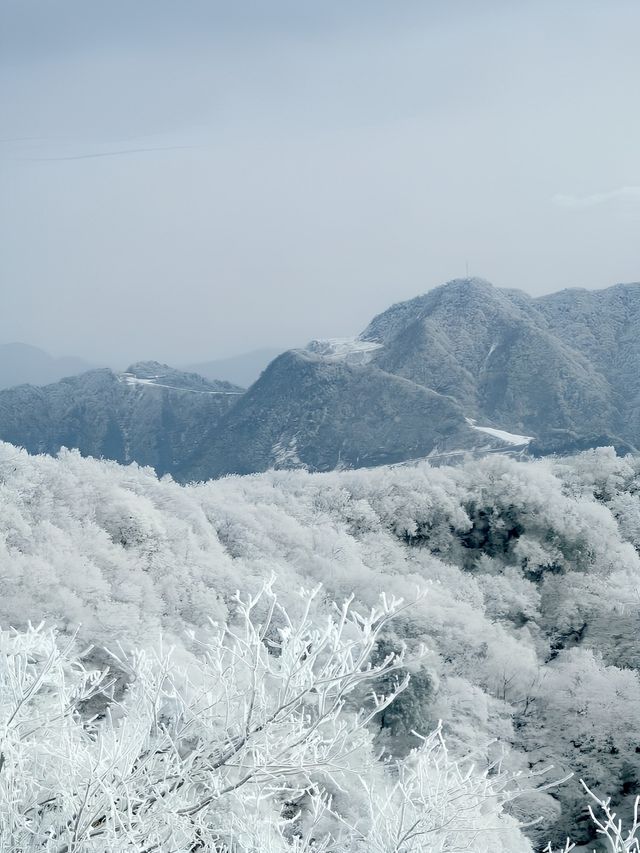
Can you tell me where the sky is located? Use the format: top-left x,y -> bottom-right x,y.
1,0 -> 640,366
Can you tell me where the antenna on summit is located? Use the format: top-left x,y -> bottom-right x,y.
465,260 -> 469,279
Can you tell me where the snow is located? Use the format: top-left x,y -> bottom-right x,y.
465,417 -> 533,446
305,337 -> 382,363
122,374 -> 162,387
119,374 -> 243,395
271,437 -> 306,469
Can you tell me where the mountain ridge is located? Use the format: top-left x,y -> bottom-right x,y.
183,348 -> 501,480
360,278 -> 634,452
0,363 -> 242,478
1,278 -> 638,478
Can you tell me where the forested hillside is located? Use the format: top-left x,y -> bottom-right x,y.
0,362 -> 242,477
2,442 -> 640,848
2,280 -> 639,479
360,278 -> 639,455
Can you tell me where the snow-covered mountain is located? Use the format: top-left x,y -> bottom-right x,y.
1,279 -> 639,478
184,348 -> 505,480
0,362 -> 242,478
360,278 -> 634,455
183,278 -> 638,479
120,360 -> 244,395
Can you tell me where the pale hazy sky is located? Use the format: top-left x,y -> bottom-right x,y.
2,1 -> 639,365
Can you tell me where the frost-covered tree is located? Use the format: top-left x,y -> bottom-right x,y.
0,584 -> 540,852
546,782 -> 640,852
4,442 -> 640,845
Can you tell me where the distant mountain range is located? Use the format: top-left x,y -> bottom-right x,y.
1,279 -> 638,479
0,343 -> 96,388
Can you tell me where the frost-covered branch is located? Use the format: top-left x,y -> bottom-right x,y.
0,585 -> 418,851
0,582 -> 547,852
544,780 -> 640,853
581,780 -> 640,852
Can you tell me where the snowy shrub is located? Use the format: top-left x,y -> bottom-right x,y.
0,585 -> 538,853
3,441 -> 640,844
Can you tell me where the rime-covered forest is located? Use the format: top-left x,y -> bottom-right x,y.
5,5 -> 640,849
3,442 -> 640,850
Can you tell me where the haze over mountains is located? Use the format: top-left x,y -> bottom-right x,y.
0,343 -> 96,389
185,347 -> 286,388
1,278 -> 639,480
0,343 -> 283,391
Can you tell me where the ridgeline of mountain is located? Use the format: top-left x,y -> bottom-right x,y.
361,278 -> 632,454
0,342 -> 95,389
0,362 -> 242,477
1,279 -> 639,479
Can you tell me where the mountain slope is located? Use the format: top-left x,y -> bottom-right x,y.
362,278 -> 629,452
0,362 -> 242,477
184,349 -> 497,480
535,283 -> 640,444
1,280 -> 639,478
2,441 -> 640,845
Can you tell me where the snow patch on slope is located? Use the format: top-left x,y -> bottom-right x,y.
465,418 -> 533,446
271,437 -> 307,469
305,337 -> 382,364
119,374 -> 243,395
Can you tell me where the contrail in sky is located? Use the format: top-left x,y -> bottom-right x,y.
16,144 -> 206,162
